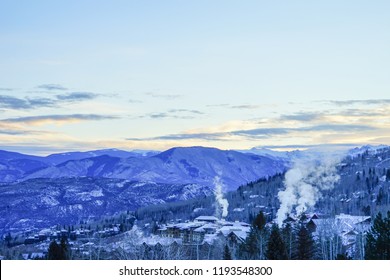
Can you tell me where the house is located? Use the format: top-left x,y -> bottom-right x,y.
194,216 -> 219,223
24,236 -> 40,245
158,216 -> 250,245
311,214 -> 371,248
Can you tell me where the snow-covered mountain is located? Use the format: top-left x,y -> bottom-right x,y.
0,148 -> 158,182
44,148 -> 158,165
238,147 -> 303,160
24,146 -> 287,191
348,145 -> 390,158
0,146 -> 288,233
0,150 -> 50,182
0,177 -> 213,233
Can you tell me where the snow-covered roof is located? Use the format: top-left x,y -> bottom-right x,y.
218,221 -> 251,238
229,230 -> 248,241
335,214 -> 371,225
194,216 -> 219,222
344,230 -> 359,236
312,214 -> 371,236
193,223 -> 218,233
177,222 -> 203,230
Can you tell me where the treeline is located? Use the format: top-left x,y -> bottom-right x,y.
234,211 -> 390,260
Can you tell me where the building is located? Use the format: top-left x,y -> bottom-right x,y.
158,216 -> 250,245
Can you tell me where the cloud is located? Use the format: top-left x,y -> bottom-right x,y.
256,143 -> 364,150
1,114 -> 119,125
126,123 -> 377,142
140,109 -> 204,119
301,124 -> 376,132
233,127 -> 291,138
168,109 -> 203,114
0,95 -> 58,110
326,99 -> 390,106
206,103 -> 230,107
148,113 -> 194,119
56,92 -> 98,101
127,132 -> 226,141
0,129 -> 27,135
0,121 -> 48,136
0,88 -> 14,91
27,98 -> 57,107
234,124 -> 376,139
279,112 -> 324,122
338,108 -> 385,117
206,104 -> 263,110
0,90 -> 100,110
230,104 -> 262,109
148,113 -> 171,119
36,84 -> 68,91
144,92 -> 182,100
0,95 -> 33,109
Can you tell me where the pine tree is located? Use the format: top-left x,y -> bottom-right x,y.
48,240 -> 62,260
4,233 -> 12,247
239,227 -> 261,259
223,244 -> 232,260
281,223 -> 295,259
296,225 -> 316,260
60,237 -> 70,260
252,211 -> 266,231
365,211 -> 390,260
266,225 -> 288,260
48,238 -> 70,260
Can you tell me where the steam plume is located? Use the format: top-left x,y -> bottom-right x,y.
276,148 -> 345,226
214,176 -> 229,218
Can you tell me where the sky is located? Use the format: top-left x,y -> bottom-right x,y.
0,0 -> 390,155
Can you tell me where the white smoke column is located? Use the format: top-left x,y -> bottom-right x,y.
276,147 -> 345,226
214,176 -> 229,218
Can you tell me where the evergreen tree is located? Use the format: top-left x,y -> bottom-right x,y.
365,211 -> 390,260
296,225 -> 316,260
252,211 -> 267,231
266,225 -> 288,260
48,238 -> 70,260
4,233 -> 12,247
239,227 -> 261,259
48,240 -> 62,260
60,237 -> 70,260
281,223 -> 295,259
223,244 -> 232,260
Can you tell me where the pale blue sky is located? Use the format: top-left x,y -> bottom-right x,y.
1,0 -> 390,154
